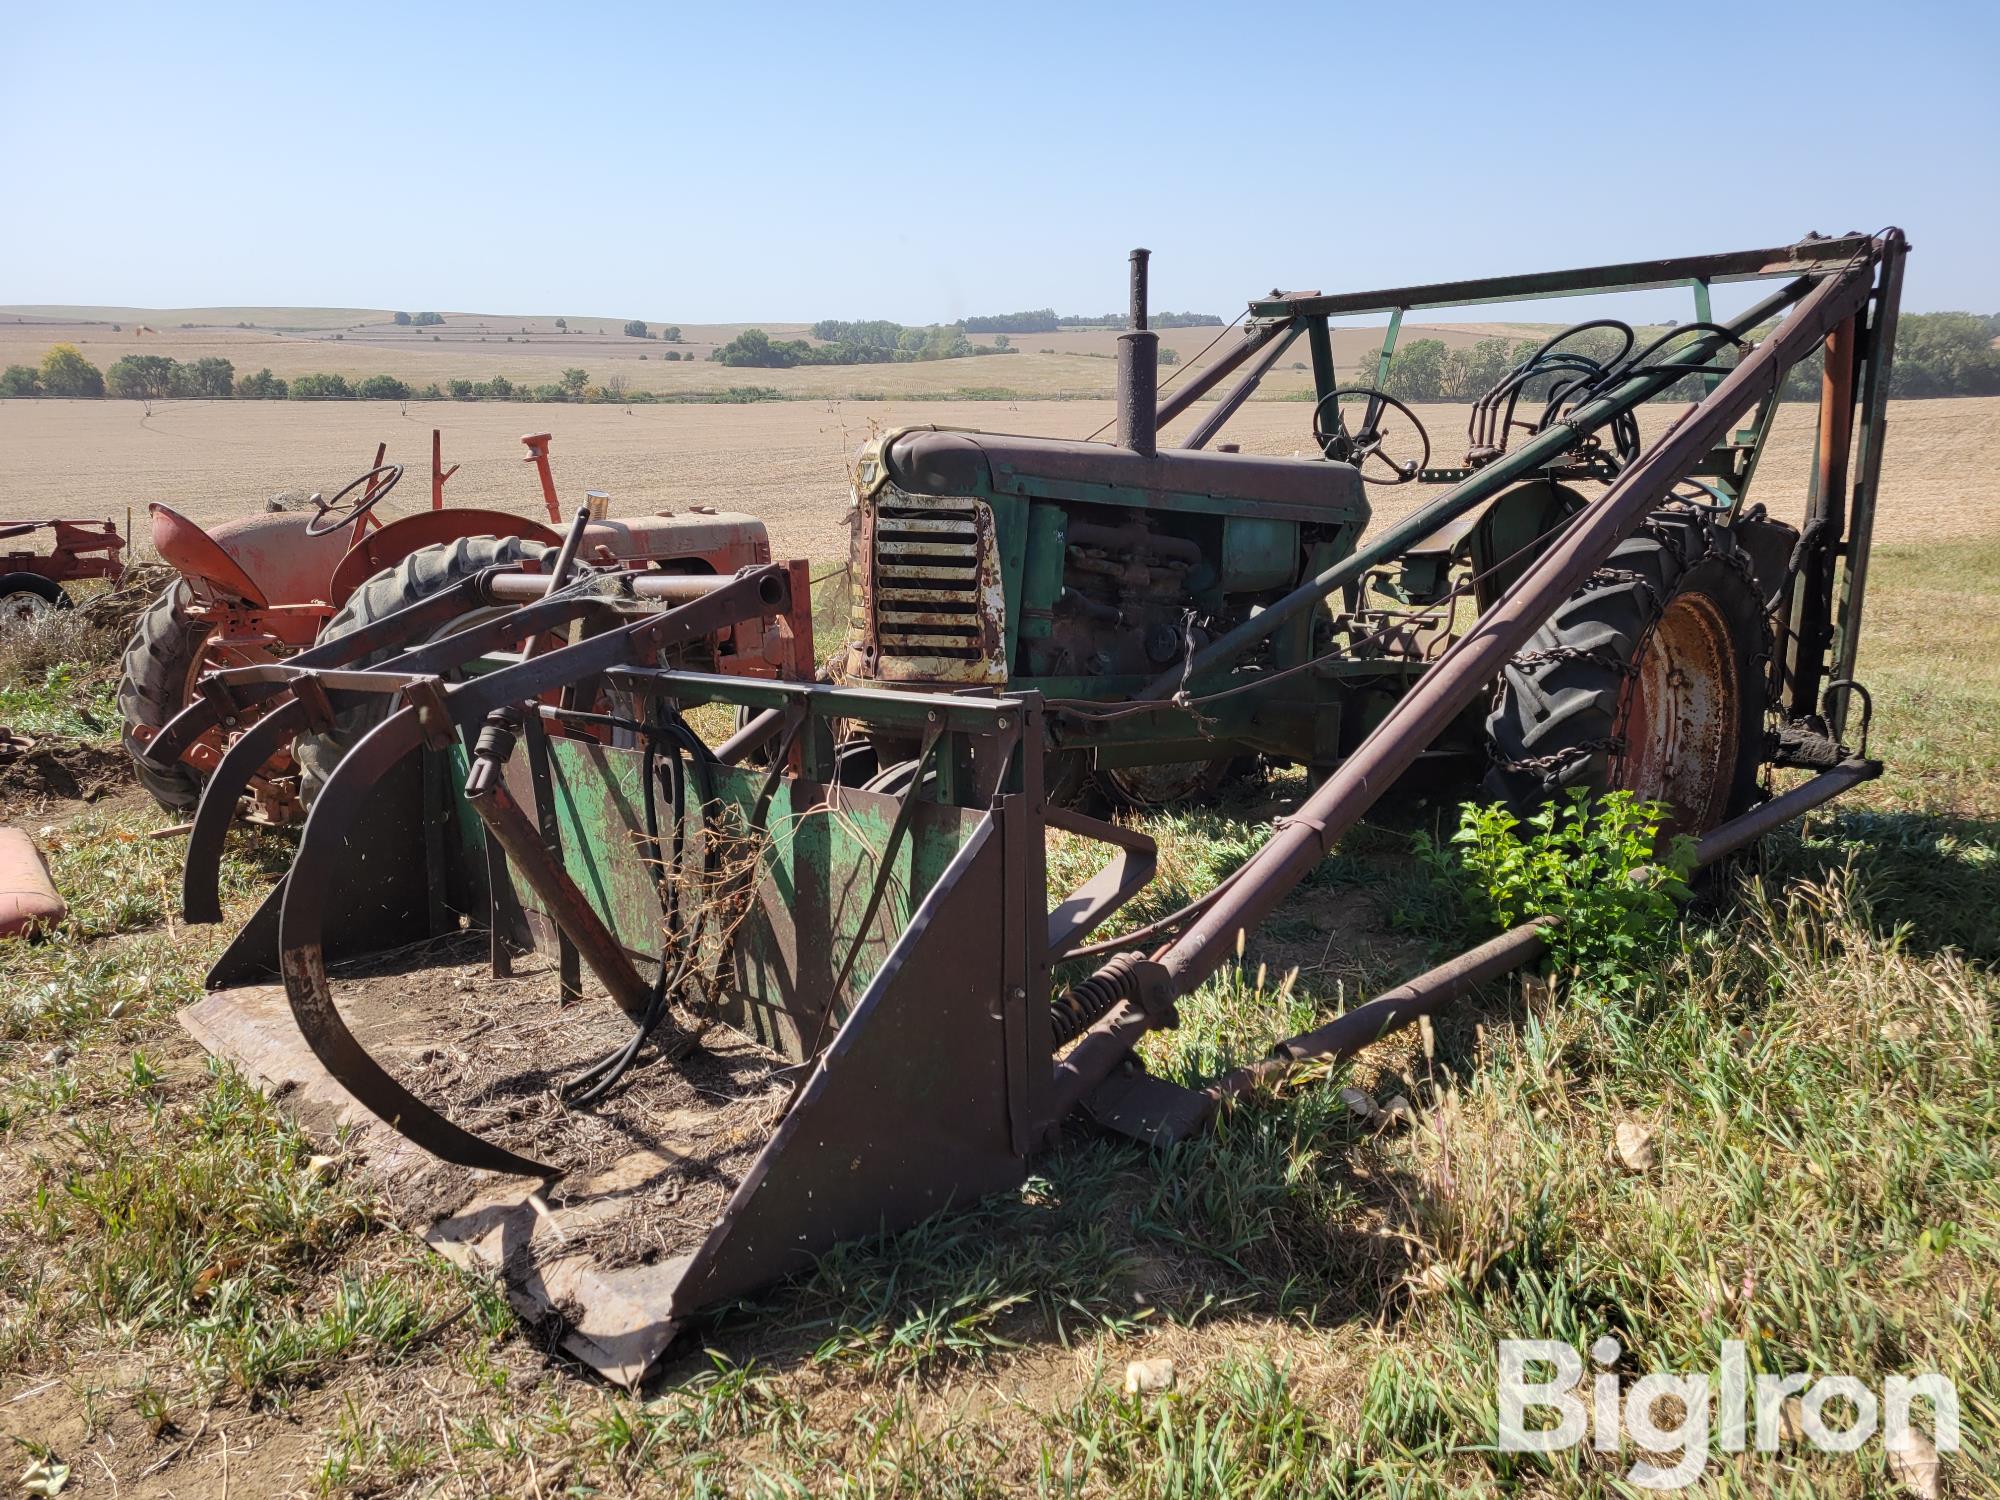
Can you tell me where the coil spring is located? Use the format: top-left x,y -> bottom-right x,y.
1050,951 -> 1144,1048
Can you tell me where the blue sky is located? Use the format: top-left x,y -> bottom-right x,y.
8,0 -> 1994,324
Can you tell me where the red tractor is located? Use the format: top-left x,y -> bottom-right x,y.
120,429 -> 806,819
1,518 -> 126,624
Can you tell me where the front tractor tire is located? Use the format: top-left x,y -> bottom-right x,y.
117,582 -> 214,812
1483,509 -> 1767,835
296,534 -> 554,799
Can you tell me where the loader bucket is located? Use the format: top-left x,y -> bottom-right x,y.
178,590 -> 1124,1382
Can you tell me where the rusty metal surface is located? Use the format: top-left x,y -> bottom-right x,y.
1826,238 -> 1907,736
1043,805 -> 1156,959
186,666 -> 1051,1385
0,518 -> 124,585
661,813 -> 1028,1317
136,428 -> 796,823
842,487 -> 1008,686
1046,237 -> 1889,1116
519,741 -> 986,1059
273,570 -> 793,1177
465,772 -> 657,1020
1135,276 -> 1808,704
150,503 -> 351,607
1115,329 -> 1159,458
1789,313 -> 1860,719
326,507 -> 563,607
1246,234 -> 1876,320
175,577 -> 652,921
1157,249 -> 1880,983
884,429 -> 1367,521
205,753 -> 441,988
1152,316 -> 1295,431
1616,589 -> 1743,834
1181,322 -> 1301,451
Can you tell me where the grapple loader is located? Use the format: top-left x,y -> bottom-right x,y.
158,230 -> 1905,1383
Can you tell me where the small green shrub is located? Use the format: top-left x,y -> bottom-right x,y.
1419,789 -> 1695,989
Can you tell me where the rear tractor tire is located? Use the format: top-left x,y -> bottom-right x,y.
296,534 -> 555,800
1483,508 -> 1768,835
117,582 -> 214,812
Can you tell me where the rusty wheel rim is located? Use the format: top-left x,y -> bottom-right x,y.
3,590 -> 59,628
1615,591 -> 1741,834
1101,758 -> 1227,808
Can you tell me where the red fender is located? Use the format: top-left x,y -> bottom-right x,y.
327,508 -> 564,608
149,504 -> 351,607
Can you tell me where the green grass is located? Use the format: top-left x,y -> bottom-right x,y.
0,660 -> 119,738
0,540 -> 1994,1495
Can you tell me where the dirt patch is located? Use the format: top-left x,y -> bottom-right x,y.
0,732 -> 130,816
308,936 -> 793,1264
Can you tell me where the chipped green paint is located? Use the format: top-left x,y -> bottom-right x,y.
455,737 -> 984,1061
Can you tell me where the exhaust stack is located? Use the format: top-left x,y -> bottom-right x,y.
1115,247 -> 1158,456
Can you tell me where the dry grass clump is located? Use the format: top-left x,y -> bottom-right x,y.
0,602 -> 124,689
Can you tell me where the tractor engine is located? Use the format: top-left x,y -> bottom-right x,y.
838,426 -> 1370,783
1030,514 -> 1207,680
834,247 -> 1370,793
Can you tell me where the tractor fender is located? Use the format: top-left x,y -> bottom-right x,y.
1399,479 -> 1585,610
148,503 -> 350,607
326,507 -> 564,608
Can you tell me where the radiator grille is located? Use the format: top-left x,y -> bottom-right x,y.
873,498 -> 987,661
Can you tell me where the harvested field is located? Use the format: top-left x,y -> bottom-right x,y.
0,309 -> 1551,402
3,396 -> 1997,562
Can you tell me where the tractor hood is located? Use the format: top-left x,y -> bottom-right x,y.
879,428 -> 1366,525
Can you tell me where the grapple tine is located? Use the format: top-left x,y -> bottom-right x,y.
183,700 -> 308,923
278,697 -> 559,1178
261,569 -> 796,1177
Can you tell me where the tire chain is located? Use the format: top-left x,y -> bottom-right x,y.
1487,734 -> 1626,791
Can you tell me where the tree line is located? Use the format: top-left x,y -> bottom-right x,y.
960,308 -> 1222,334
1359,312 -> 2000,403
0,347 -> 712,404
5,311 -> 1994,403
711,322 -> 1016,368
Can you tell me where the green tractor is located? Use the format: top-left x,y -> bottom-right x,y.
832,247 -> 1835,832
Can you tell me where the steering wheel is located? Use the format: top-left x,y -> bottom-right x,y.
1312,387 -> 1431,485
305,463 -> 404,537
